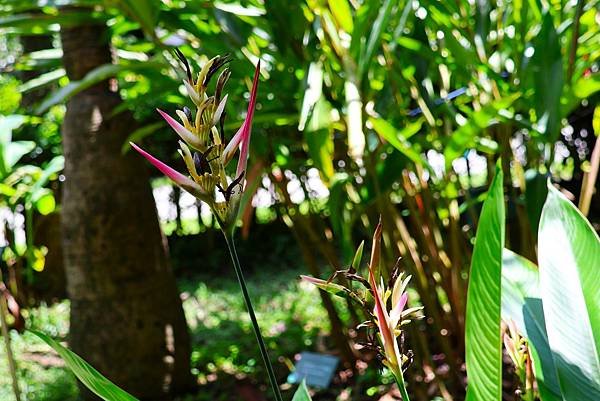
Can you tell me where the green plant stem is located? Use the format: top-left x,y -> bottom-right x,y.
394,372 -> 411,401
223,232 -> 283,401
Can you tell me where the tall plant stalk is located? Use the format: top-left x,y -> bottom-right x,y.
223,231 -> 283,401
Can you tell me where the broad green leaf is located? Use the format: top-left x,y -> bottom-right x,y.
30,330 -> 139,401
291,380 -> 312,401
538,184 -> 600,400
573,73 -> 600,100
501,249 -> 562,401
5,141 -> 35,170
465,161 -> 504,401
0,11 -> 104,32
214,1 -> 265,16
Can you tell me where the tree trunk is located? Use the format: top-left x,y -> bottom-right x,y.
59,19 -> 193,400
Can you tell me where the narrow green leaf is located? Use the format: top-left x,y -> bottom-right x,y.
538,184 -> 600,400
291,380 -> 312,401
30,330 -> 139,401
530,12 -> 563,142
369,117 -> 429,169
327,0 -> 353,33
465,161 -> 504,401
351,241 -> 365,270
300,276 -> 363,305
36,61 -> 165,114
18,69 -> 66,93
303,98 -> 334,182
445,94 -> 519,169
122,122 -> 165,154
116,0 -> 160,38
357,0 -> 394,80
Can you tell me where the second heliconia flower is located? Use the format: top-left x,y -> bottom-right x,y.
131,53 -> 260,230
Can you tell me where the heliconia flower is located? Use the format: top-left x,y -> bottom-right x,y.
130,142 -> 211,203
503,319 -> 535,401
157,108 -> 204,150
132,55 -> 261,232
368,221 -> 403,377
223,60 -> 261,175
300,220 -> 422,391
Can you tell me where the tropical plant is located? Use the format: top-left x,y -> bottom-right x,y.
502,183 -> 600,401
0,0 -> 598,400
464,165 -> 600,401
302,220 -> 424,400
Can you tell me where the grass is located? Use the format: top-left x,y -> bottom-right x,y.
0,264 -> 338,401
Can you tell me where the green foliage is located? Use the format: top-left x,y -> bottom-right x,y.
501,249 -> 562,401
30,330 -> 139,401
502,184 -> 600,400
465,162 -> 504,401
1,0 -> 599,399
538,184 -> 600,400
291,380 -> 311,401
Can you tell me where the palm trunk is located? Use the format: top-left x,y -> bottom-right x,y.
59,17 -> 193,400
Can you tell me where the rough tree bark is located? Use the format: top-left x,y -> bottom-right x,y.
59,18 -> 193,400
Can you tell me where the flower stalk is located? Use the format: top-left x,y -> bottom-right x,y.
223,233 -> 283,401
132,53 -> 282,401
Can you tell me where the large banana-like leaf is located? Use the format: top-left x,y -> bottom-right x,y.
501,249 -> 562,401
538,184 -> 600,400
465,162 -> 504,401
31,330 -> 139,401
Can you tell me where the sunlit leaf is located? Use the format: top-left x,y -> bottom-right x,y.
465,161 -> 504,401
538,184 -> 600,400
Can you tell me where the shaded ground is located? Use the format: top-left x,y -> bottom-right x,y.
2,263 -> 387,401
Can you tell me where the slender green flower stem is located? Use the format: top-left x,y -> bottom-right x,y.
394,372 -> 411,401
223,232 -> 283,401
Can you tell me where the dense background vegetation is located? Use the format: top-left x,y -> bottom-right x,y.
0,0 -> 598,400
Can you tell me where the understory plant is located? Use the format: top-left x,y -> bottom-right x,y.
302,220 -> 423,400
130,54 -> 286,401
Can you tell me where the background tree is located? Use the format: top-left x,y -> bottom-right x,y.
59,9 -> 192,400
